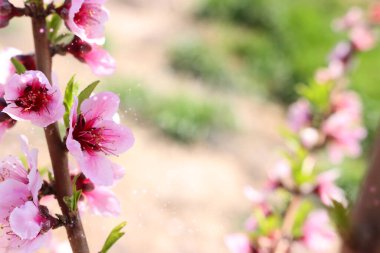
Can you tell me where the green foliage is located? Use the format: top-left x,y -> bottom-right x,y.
63,175 -> 82,212
169,40 -> 231,88
63,76 -> 79,128
195,0 -> 343,103
297,81 -> 333,113
109,79 -> 235,142
151,95 -> 234,142
100,222 -> 127,253
77,80 -> 100,112
47,14 -> 62,42
292,200 -> 314,238
328,200 -> 350,237
10,57 -> 26,74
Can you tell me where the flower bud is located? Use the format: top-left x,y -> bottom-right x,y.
0,0 -> 13,28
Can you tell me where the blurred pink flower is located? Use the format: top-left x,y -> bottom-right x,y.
50,241 -> 72,253
287,99 -> 312,132
3,71 -> 64,127
333,7 -> 364,31
64,0 -> 108,45
315,61 -> 345,83
267,160 -> 292,189
66,92 -> 134,186
331,91 -> 362,117
300,127 -> 320,149
0,84 -> 16,139
225,234 -> 252,253
350,25 -> 376,51
0,47 -> 20,84
0,136 -> 50,253
302,210 -> 337,252
66,36 -> 115,76
323,111 -> 366,163
74,173 -> 121,216
316,170 -> 347,206
329,42 -> 352,64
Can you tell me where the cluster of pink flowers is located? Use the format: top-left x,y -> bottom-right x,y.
288,90 -> 366,163
226,6 -> 373,253
0,0 -> 134,251
0,137 -> 51,252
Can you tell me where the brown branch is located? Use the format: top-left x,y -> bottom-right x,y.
30,2 -> 90,253
273,195 -> 302,253
341,129 -> 380,253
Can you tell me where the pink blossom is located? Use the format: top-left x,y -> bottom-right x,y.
0,47 -> 20,84
329,42 -> 352,64
316,170 -> 347,206
371,4 -> 380,23
333,7 -> 364,31
3,70 -> 64,127
315,61 -> 345,83
302,210 -> 337,252
331,91 -> 362,117
287,99 -> 312,132
0,84 -> 16,139
64,0 -> 109,45
66,92 -> 134,186
350,25 -> 376,51
75,173 -> 121,216
225,234 -> 252,253
66,36 -> 115,75
267,160 -> 292,189
50,241 -> 72,253
0,137 -> 50,253
244,186 -> 270,215
323,112 -> 366,163
299,127 -> 320,149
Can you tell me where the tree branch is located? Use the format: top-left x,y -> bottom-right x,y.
341,129 -> 380,253
30,2 -> 90,253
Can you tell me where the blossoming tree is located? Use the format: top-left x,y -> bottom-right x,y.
226,5 -> 380,253
0,0 -> 134,252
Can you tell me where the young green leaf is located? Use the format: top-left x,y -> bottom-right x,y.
77,80 -> 100,112
63,76 -> 79,128
48,14 -> 62,41
328,200 -> 350,237
11,57 -> 26,74
63,174 -> 82,212
100,222 -> 127,253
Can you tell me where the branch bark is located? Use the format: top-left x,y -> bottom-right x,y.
30,3 -> 90,253
341,129 -> 380,253
273,195 -> 302,253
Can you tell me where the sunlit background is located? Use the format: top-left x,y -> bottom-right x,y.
1,0 -> 379,252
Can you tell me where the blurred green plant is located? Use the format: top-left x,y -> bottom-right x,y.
168,39 -> 233,88
194,0 -> 344,103
109,78 -> 235,142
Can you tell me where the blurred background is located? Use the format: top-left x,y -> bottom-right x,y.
1,0 -> 379,252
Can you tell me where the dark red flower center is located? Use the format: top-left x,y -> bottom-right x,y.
65,36 -> 92,62
72,114 -> 115,155
14,78 -> 52,113
72,173 -> 95,193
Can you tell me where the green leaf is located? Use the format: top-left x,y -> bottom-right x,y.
328,200 -> 350,237
54,33 -> 75,44
63,76 -> 79,128
47,14 -> 62,41
77,80 -> 100,113
291,200 -> 314,238
11,57 -> 26,74
100,222 -> 127,253
63,175 -> 82,212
